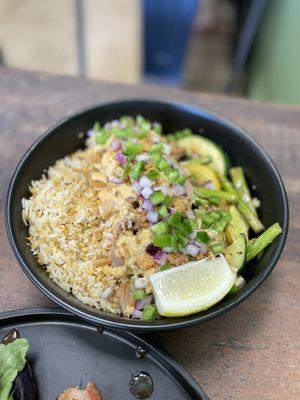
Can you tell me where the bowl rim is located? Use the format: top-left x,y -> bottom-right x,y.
5,99 -> 289,332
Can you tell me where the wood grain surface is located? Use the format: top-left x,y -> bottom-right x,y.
0,68 -> 299,400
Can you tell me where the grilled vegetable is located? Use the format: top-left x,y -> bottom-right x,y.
237,200 -> 264,233
195,187 -> 237,203
230,167 -> 257,215
246,223 -> 282,262
225,234 -> 247,273
225,205 -> 249,244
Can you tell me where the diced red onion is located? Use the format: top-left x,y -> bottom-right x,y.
111,119 -> 120,128
103,231 -> 114,239
136,153 -> 150,162
186,209 -> 195,219
163,144 -> 171,155
135,295 -> 153,311
134,277 -> 147,289
141,186 -> 153,199
194,242 -> 208,254
147,211 -> 158,224
132,180 -> 142,193
202,181 -> 215,190
186,243 -> 201,257
110,139 -> 121,151
87,129 -> 95,137
139,176 -> 152,188
102,287 -> 112,299
189,231 -> 197,240
115,152 -> 127,165
172,184 -> 186,196
185,181 -> 194,197
141,199 -> 154,212
108,177 -> 122,184
153,185 -> 168,196
146,243 -> 160,256
150,133 -> 161,143
235,276 -> 245,289
153,250 -> 167,265
132,309 -> 143,319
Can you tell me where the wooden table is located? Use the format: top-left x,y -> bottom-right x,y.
0,68 -> 299,400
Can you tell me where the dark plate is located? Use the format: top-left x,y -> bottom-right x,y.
6,100 -> 289,332
0,308 -> 208,400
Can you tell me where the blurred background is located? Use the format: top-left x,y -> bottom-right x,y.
0,0 -> 298,105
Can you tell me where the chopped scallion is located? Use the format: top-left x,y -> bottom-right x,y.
142,304 -> 157,320
150,190 -> 165,205
151,221 -> 169,235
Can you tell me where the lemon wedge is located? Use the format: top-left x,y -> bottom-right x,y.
149,258 -> 236,317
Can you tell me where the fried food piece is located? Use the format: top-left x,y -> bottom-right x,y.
57,382 -> 101,400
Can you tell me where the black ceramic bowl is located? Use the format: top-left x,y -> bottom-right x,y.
6,100 -> 288,332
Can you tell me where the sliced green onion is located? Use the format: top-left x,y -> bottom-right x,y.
176,232 -> 190,247
167,128 -> 192,141
201,214 -> 217,227
115,128 -> 132,140
196,231 -> 210,243
123,141 -> 142,157
151,152 -> 161,163
150,190 -> 165,205
160,264 -> 170,271
177,222 -> 192,236
170,235 -> 178,253
151,221 -> 169,235
130,161 -> 145,181
212,217 -> 228,232
220,210 -> 232,222
163,194 -> 172,207
153,233 -> 172,248
208,196 -> 220,206
168,212 -> 182,227
120,116 -> 134,128
158,205 -> 168,218
123,160 -> 131,180
166,169 -> 179,183
156,157 -> 170,171
93,121 -> 101,131
149,143 -> 163,154
142,304 -> 157,320
210,243 -> 224,254
194,197 -> 209,206
176,174 -> 186,185
194,207 -> 207,218
229,283 -> 238,294
210,210 -> 221,220
184,218 -> 197,230
130,278 -> 147,300
136,115 -> 151,129
152,123 -> 162,134
147,169 -> 159,180
95,129 -> 111,145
